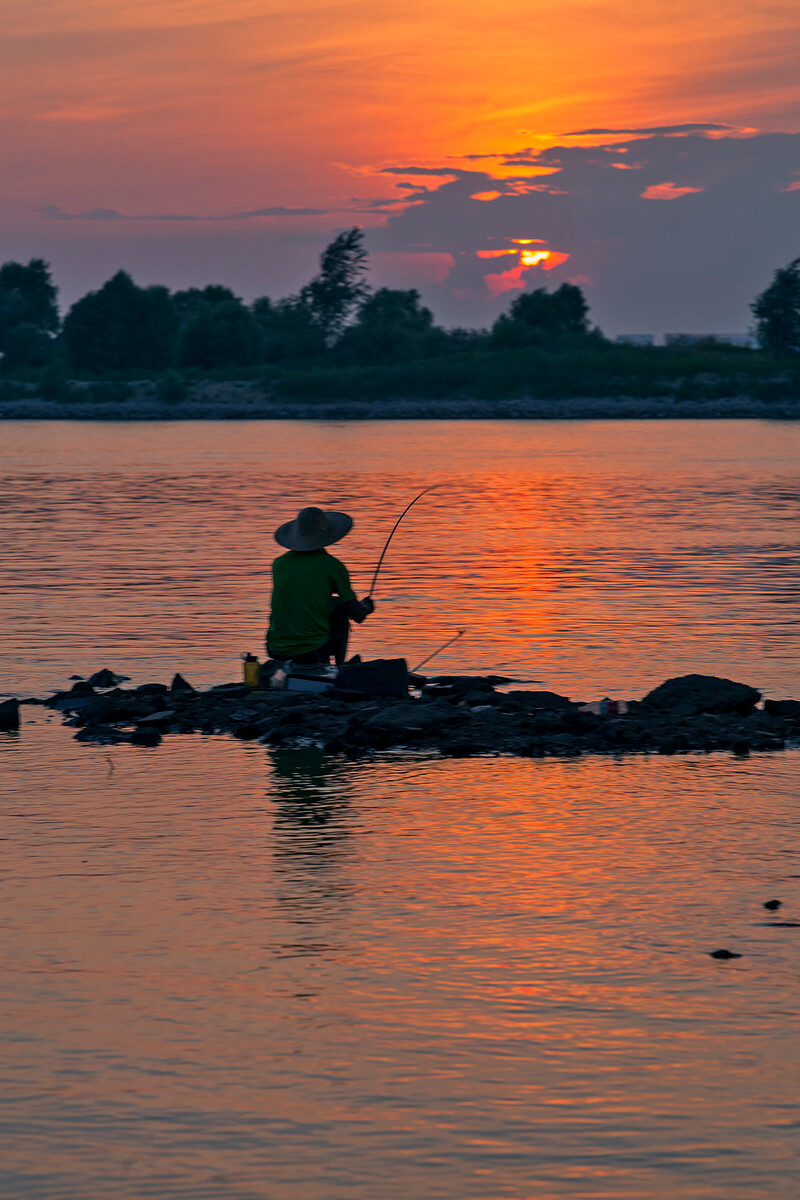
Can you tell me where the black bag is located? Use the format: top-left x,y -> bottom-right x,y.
335,658 -> 409,699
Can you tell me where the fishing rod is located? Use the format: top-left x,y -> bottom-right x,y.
368,485 -> 439,597
412,629 -> 465,674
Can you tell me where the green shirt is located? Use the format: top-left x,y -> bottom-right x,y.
266,549 -> 356,658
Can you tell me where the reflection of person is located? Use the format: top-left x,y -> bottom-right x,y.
266,506 -> 374,666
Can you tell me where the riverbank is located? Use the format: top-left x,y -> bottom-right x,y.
10,671 -> 799,760
1,381 -> 800,421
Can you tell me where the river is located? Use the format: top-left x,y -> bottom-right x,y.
1,419 -> 799,1198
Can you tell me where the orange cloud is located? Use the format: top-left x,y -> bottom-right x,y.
470,191 -> 503,201
482,242 -> 570,294
641,181 -> 705,199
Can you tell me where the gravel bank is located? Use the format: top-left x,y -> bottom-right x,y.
1,380 -> 799,421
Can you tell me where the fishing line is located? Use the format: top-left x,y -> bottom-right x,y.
411,629 -> 465,674
368,485 -> 440,597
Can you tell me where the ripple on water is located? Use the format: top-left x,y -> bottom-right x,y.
1,716 -> 799,1199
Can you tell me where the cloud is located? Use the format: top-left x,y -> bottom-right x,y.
367,131 -> 800,334
380,165 -> 472,178
564,123 -> 737,136
640,182 -> 705,199
226,205 -> 330,218
41,203 -> 333,222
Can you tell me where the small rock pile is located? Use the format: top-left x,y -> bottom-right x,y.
12,670 -> 800,759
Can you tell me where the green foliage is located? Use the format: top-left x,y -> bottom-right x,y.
0,379 -> 30,402
252,296 -> 327,362
299,228 -> 369,342
172,285 -> 241,322
176,298 -> 260,369
336,288 -> 447,365
62,270 -> 177,371
38,358 -> 72,401
492,283 -> 590,348
274,341 -> 784,404
0,258 -> 59,351
90,379 -> 134,403
1,322 -> 54,371
156,369 -> 188,404
751,257 -> 800,354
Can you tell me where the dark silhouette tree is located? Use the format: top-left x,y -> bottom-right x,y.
1,323 -> 54,371
173,285 -> 241,323
0,258 -> 59,350
175,297 -> 261,368
752,258 -> 800,354
62,270 -> 176,371
300,228 -> 370,341
492,283 -> 590,348
336,288 -> 446,364
252,296 -> 327,361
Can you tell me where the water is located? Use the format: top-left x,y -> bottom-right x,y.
1,420 -> 799,1198
2,419 -> 799,699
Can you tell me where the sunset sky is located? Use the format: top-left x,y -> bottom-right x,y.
3,0 -> 799,331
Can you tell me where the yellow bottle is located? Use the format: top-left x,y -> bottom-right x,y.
242,653 -> 260,688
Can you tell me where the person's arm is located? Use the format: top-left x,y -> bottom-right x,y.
331,558 -> 375,623
343,595 -> 374,623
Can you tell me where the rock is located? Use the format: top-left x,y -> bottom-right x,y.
130,727 -> 162,746
432,676 -> 496,694
642,674 -> 760,716
170,673 -> 196,693
74,725 -> 131,744
764,699 -> 800,720
39,668 -> 800,762
233,722 -> 262,740
0,698 -> 20,729
69,680 -> 96,695
136,710 -> 176,725
86,669 -> 126,688
763,899 -> 782,911
464,689 -> 503,706
439,740 -> 473,757
505,689 -> 574,710
328,687 -> 370,703
75,696 -> 121,726
364,700 -> 460,734
730,739 -> 751,756
709,949 -> 742,960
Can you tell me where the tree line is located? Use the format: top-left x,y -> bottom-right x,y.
1,229 -> 799,379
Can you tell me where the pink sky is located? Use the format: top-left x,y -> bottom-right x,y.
2,0 -> 799,327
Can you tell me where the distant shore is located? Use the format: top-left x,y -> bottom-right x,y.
1,380 -> 799,421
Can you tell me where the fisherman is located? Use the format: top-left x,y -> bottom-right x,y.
266,506 -> 374,667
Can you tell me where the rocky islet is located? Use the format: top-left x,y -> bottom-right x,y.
12,670 -> 800,759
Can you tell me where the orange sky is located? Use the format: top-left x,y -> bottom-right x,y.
4,0 -> 799,216
2,0 -> 799,321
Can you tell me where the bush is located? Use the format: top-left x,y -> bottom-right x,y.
156,370 -> 188,404
0,379 -> 29,402
90,379 -> 134,403
38,359 -> 72,401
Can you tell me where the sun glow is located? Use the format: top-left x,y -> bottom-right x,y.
478,239 -> 570,294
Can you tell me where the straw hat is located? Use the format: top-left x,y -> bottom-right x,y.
274,506 -> 353,551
